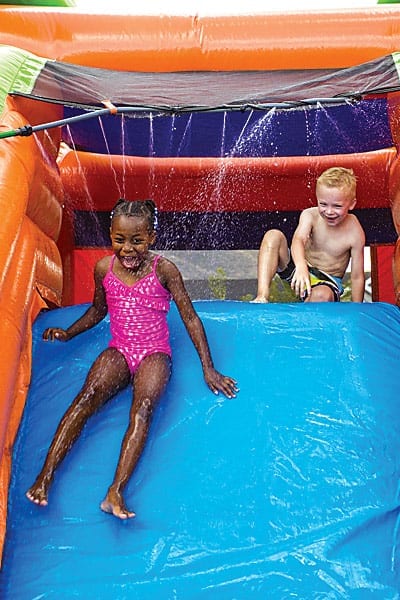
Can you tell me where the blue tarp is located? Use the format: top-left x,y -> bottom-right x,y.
1,301 -> 400,598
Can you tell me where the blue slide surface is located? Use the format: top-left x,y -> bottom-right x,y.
1,301 -> 400,598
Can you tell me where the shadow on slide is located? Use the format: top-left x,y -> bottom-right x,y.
1,301 -> 400,598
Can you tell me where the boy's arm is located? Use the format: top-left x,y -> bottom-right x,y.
350,226 -> 366,302
43,261 -> 108,341
290,209 -> 313,298
160,259 -> 238,398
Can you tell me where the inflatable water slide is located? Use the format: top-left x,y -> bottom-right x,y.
2,2 -> 400,597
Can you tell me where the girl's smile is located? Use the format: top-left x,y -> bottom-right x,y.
119,255 -> 142,271
110,215 -> 156,273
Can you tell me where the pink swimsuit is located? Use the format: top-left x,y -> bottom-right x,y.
103,254 -> 172,374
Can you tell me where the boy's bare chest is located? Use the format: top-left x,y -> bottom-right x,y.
309,225 -> 350,257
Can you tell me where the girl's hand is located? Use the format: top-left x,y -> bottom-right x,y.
203,366 -> 238,398
43,327 -> 70,342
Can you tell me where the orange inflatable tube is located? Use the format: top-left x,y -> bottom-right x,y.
60,148 -> 396,213
0,98 -> 63,563
2,7 -> 400,70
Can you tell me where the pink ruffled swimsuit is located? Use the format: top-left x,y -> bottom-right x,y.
103,254 -> 172,374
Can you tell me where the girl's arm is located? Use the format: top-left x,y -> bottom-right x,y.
160,259 -> 238,398
43,258 -> 109,342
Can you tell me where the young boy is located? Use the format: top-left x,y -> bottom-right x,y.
252,167 -> 365,303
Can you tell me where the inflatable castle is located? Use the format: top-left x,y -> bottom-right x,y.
2,2 -> 400,597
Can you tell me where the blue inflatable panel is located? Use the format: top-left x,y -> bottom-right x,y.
1,301 -> 400,598
63,99 -> 392,158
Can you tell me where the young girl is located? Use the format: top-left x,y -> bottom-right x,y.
26,198 -> 238,519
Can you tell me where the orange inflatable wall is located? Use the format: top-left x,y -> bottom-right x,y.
2,7 -> 400,71
2,4 -> 400,565
0,96 -> 64,563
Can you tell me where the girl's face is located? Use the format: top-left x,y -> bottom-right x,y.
110,215 -> 156,271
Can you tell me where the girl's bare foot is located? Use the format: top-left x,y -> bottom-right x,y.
26,482 -> 49,506
100,489 -> 135,519
251,296 -> 269,303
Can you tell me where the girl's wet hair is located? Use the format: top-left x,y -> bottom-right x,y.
110,198 -> 158,231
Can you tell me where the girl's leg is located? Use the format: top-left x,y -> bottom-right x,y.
253,229 -> 290,302
26,348 -> 131,506
101,352 -> 171,519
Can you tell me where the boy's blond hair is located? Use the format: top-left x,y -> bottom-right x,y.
316,167 -> 357,199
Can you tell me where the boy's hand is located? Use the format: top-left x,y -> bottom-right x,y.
203,366 -> 238,398
43,327 -> 70,342
291,266 -> 312,300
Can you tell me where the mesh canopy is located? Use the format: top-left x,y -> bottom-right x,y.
18,52 -> 400,111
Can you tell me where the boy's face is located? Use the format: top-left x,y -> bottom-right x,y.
316,184 -> 356,227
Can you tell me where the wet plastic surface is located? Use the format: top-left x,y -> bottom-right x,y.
1,301 -> 400,598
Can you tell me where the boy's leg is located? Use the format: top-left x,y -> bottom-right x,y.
306,284 -> 336,303
26,348 -> 131,506
253,229 -> 290,302
101,352 -> 171,519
